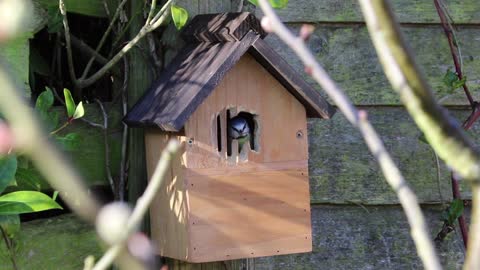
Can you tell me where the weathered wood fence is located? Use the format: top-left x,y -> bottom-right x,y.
1,0 -> 479,269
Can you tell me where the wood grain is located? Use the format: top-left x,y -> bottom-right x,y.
145,130 -> 190,261
308,107 -> 474,204
184,53 -> 309,168
253,205 -> 466,270
264,24 -> 480,106
187,168 -> 312,262
254,0 -> 480,24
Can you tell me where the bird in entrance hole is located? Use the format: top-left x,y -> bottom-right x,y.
227,116 -> 251,154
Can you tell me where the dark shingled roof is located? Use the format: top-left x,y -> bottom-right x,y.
124,12 -> 335,132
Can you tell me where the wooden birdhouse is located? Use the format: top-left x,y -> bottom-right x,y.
125,12 -> 335,263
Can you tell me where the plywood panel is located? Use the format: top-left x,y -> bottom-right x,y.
186,167 -> 312,262
184,53 -> 309,168
145,130 -> 190,260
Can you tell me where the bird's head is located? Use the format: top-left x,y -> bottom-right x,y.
228,116 -> 250,139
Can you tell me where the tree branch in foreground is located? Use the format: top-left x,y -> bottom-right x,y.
357,1 -> 480,269
257,0 -> 441,269
92,140 -> 180,270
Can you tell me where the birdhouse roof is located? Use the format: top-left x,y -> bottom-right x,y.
124,12 -> 335,132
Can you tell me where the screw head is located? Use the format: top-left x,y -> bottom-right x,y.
187,138 -> 194,145
296,130 -> 303,139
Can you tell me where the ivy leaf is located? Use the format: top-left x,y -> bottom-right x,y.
171,5 -> 188,30
35,88 -> 54,114
443,69 -> 467,92
0,156 -> 17,194
443,199 -> 464,225
0,215 -> 20,239
248,0 -> 289,9
55,133 -> 81,151
63,89 -> 76,118
72,101 -> 85,119
48,110 -> 60,130
0,191 -> 62,215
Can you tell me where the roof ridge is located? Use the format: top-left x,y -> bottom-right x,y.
181,12 -> 267,43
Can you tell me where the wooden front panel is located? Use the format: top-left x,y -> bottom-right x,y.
145,130 -> 190,261
185,161 -> 312,262
184,53 -> 308,168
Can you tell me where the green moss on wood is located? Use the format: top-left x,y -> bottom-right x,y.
254,205 -> 464,270
265,25 -> 480,106
255,0 -> 480,24
308,107 -> 474,204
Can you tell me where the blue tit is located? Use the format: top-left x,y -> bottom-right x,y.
228,116 -> 250,153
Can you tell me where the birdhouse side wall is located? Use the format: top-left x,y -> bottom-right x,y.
181,54 -> 312,262
144,129 -> 190,261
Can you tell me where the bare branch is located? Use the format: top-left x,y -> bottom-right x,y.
119,57 -> 129,201
257,1 -> 441,269
92,140 -> 180,270
96,99 -> 116,197
60,0 -> 173,89
357,1 -> 480,269
80,0 -> 128,79
358,0 -> 480,183
59,0 -> 77,85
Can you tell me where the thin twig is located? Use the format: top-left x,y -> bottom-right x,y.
60,0 -> 173,89
96,99 -> 116,198
119,57 -> 129,201
69,34 -> 109,66
434,0 -> 477,248
92,140 -> 180,270
81,0 -> 128,79
465,185 -> 480,269
0,228 -> 17,270
145,0 -> 158,26
59,0 -> 77,85
433,0 -> 473,109
257,1 -> 441,269
358,1 -> 480,269
147,33 -> 162,71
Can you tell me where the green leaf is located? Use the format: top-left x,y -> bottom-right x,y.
35,88 -> 54,113
48,110 -> 60,130
171,5 -> 188,30
73,101 -> 85,119
0,156 -> 17,194
0,215 -> 20,239
63,89 -> 76,118
248,0 -> 289,9
55,133 -> 81,151
52,191 -> 59,201
0,191 -> 62,215
444,199 -> 464,225
14,168 -> 42,191
443,69 -> 466,92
